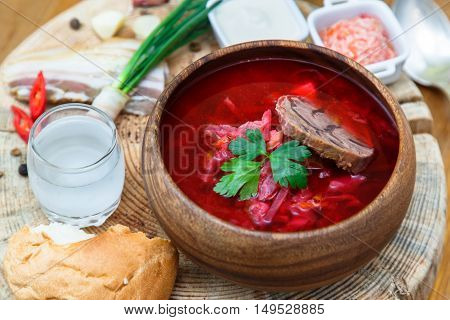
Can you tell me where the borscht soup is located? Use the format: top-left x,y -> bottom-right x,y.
160,58 -> 399,233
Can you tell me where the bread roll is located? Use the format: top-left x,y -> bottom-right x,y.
3,224 -> 178,300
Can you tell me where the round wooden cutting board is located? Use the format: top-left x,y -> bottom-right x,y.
0,0 -> 446,299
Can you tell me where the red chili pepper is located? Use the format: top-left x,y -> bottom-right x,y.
29,71 -> 46,121
11,105 -> 33,143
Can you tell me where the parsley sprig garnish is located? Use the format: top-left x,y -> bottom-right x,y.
213,129 -> 311,200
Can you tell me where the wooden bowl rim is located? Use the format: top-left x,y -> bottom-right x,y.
142,40 -> 413,240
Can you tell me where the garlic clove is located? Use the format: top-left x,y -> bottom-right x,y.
132,15 -> 161,40
92,10 -> 126,40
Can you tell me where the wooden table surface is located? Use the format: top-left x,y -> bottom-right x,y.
0,0 -> 448,299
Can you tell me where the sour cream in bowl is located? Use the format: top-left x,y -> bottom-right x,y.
207,0 -> 309,47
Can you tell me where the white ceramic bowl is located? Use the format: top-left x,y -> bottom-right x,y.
308,0 -> 409,84
207,0 -> 309,48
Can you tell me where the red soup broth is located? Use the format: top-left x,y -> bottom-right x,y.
160,59 -> 399,232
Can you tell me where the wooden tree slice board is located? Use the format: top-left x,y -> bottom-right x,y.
0,0 -> 446,299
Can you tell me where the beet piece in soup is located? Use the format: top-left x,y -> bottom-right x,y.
160,59 -> 399,233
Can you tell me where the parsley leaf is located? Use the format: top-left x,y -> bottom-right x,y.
213,158 -> 261,200
213,129 -> 311,201
270,140 -> 312,189
229,129 -> 267,160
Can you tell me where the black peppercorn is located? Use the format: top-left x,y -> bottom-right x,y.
18,164 -> 28,177
70,18 -> 82,30
189,42 -> 202,53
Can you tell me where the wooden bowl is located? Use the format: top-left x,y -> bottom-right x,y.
142,41 -> 416,291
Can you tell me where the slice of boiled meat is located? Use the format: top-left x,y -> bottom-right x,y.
276,95 -> 374,173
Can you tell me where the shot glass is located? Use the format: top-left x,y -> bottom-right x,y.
27,103 -> 125,227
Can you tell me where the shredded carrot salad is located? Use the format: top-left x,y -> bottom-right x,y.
320,14 -> 397,65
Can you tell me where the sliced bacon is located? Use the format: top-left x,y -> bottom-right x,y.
133,0 -> 169,7
3,39 -> 166,116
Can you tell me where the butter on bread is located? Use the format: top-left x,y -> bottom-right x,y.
3,224 -> 178,300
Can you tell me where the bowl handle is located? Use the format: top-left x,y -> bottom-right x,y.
369,63 -> 397,80
323,0 -> 354,7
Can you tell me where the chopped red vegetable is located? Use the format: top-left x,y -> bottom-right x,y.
222,96 -> 242,120
11,106 -> 33,143
290,82 -> 317,97
29,71 -> 46,121
262,188 -> 289,226
320,14 -> 397,65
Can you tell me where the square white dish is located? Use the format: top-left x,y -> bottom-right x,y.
207,0 -> 309,48
308,0 -> 409,84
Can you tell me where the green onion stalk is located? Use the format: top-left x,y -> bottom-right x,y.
92,0 -> 223,119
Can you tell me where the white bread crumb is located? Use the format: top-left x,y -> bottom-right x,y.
32,223 -> 95,245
